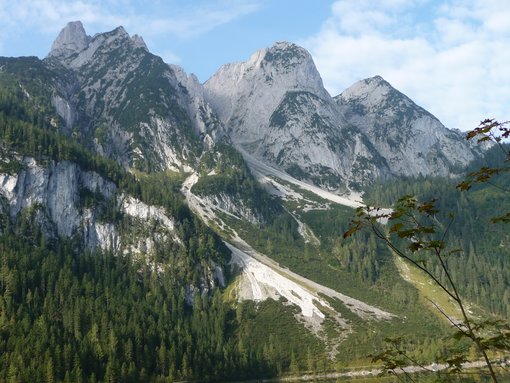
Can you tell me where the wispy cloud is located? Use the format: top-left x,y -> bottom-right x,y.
0,0 -> 261,41
139,1 -> 261,38
304,0 -> 510,131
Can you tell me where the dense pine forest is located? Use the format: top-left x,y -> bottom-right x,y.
0,63 -> 330,382
0,47 -> 509,382
364,145 -> 510,318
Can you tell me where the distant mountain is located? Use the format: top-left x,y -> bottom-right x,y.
0,21 -> 504,382
335,75 -> 480,177
205,42 -> 484,191
45,21 -> 224,172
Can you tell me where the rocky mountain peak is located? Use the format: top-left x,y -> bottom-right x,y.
47,23 -> 147,70
131,34 -> 148,50
259,41 -> 327,95
336,75 -> 418,119
104,25 -> 129,39
48,21 -> 91,58
338,75 -> 395,104
204,42 -> 330,130
261,41 -> 309,66
335,76 -> 483,179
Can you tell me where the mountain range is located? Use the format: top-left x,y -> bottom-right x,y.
0,21 -> 506,382
44,21 -> 483,190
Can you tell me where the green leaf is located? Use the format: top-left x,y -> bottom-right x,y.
343,221 -> 362,238
491,212 -> 510,224
408,242 -> 423,252
389,222 -> 404,233
397,229 -> 415,238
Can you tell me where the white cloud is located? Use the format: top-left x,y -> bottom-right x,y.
137,1 -> 261,39
0,0 -> 125,34
303,0 -> 510,131
0,0 -> 261,44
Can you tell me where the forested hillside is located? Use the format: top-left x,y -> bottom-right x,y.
0,55 -> 337,382
364,145 -> 510,317
0,21 -> 508,382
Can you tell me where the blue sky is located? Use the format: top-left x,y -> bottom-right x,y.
0,0 -> 509,132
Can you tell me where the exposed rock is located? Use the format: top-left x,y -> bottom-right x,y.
48,21 -> 91,59
51,94 -> 75,129
335,76 -> 483,177
204,42 -> 387,191
131,34 -> 148,50
205,43 -> 484,190
204,42 -> 329,145
44,21 -> 225,173
202,193 -> 262,225
0,157 -> 182,253
121,195 -> 176,232
170,64 -> 226,147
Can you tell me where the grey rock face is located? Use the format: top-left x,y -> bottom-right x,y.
204,42 -> 329,145
0,158 -> 107,238
131,34 -> 148,50
335,76 -> 482,177
48,21 -> 91,59
0,157 -> 179,252
205,43 -> 484,190
45,22 -> 225,172
41,24 -> 487,191
204,42 -> 386,190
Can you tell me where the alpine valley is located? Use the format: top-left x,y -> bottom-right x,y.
0,21 -> 508,382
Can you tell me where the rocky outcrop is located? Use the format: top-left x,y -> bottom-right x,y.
204,42 -> 388,191
0,157 -> 178,253
335,76 -> 482,177
48,21 -> 91,59
201,192 -> 263,225
45,22 -> 225,173
204,42 -> 330,145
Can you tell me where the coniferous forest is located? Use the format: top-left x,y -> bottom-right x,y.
0,24 -> 509,383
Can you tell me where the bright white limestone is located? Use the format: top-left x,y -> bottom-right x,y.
0,156 -> 180,252
181,172 -> 394,352
228,242 -> 331,319
121,195 -> 175,232
237,146 -> 364,208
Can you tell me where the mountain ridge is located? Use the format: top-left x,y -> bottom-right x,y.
0,21 -> 504,382
41,21 -> 486,191
203,37 -> 484,191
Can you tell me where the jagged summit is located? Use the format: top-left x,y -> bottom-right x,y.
337,75 -> 415,113
102,25 -> 129,39
131,34 -> 148,50
204,41 -> 330,139
48,21 -> 91,58
204,42 -> 385,190
42,21 -> 224,171
41,23 -> 485,189
261,41 -> 310,65
47,22 -> 148,66
335,76 -> 482,177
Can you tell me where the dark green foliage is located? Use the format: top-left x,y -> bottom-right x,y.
222,197 -> 452,366
0,81 -> 131,186
0,214 -> 278,382
234,299 -> 327,375
352,136 -> 510,382
363,147 -> 510,318
0,81 -> 320,380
